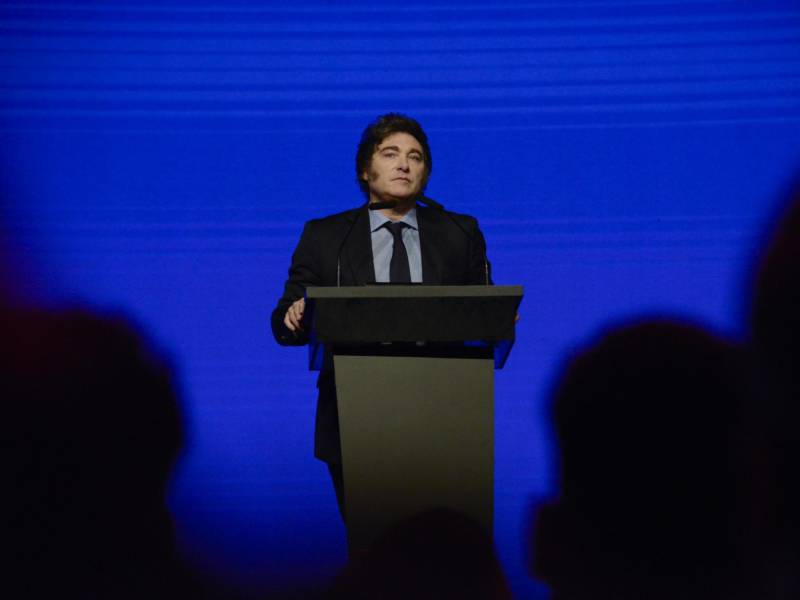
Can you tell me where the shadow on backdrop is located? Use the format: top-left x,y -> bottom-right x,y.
531,320 -> 752,600
0,200 -> 32,307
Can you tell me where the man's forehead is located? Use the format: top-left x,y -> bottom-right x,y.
376,132 -> 423,153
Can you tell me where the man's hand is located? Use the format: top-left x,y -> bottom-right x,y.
284,297 -> 306,332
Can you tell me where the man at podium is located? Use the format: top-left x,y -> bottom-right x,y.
271,113 -> 492,517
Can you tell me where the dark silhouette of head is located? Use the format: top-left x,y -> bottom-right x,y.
355,113 -> 432,198
533,320 -> 749,600
749,174 -> 800,588
1,308 -> 185,598
332,508 -> 512,600
751,176 -> 800,392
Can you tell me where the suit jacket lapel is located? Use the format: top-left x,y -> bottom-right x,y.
343,206 -> 375,285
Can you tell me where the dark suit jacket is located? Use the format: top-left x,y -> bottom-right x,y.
271,203 -> 491,463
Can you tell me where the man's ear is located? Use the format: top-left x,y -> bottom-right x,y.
361,170 -> 370,183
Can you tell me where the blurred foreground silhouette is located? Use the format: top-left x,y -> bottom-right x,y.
1,307 -> 218,599
330,507 -> 512,600
532,320 -> 752,600
749,177 -> 800,599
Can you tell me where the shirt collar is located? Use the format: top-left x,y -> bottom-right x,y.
369,205 -> 419,232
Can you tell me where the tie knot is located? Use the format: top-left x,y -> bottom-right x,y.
384,221 -> 407,237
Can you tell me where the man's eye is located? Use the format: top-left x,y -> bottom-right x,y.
382,152 -> 397,158
409,155 -> 422,162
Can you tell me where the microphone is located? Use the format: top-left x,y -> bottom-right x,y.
416,194 -> 491,286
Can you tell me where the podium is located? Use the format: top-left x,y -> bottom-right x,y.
306,285 -> 522,551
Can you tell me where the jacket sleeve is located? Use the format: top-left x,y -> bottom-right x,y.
271,221 -> 321,346
467,216 -> 493,286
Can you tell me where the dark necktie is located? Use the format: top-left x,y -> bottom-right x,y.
384,221 -> 411,283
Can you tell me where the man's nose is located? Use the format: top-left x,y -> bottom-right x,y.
397,155 -> 410,171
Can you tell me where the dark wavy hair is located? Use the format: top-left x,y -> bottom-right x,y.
355,113 -> 432,197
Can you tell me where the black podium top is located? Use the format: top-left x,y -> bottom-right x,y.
305,285 -> 523,370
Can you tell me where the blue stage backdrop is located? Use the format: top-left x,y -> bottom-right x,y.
2,1 -> 800,597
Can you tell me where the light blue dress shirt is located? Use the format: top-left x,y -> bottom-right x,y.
369,207 -> 423,283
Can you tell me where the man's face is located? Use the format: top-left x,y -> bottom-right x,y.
362,132 -> 427,204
